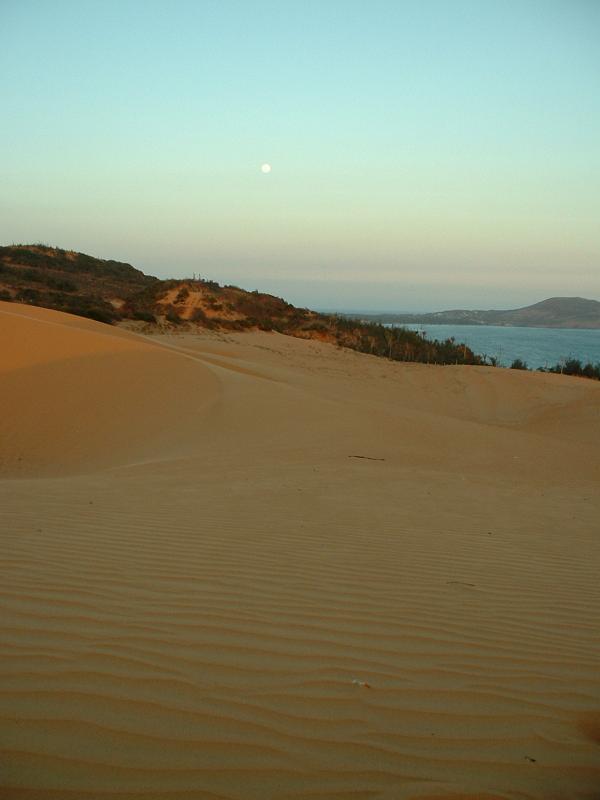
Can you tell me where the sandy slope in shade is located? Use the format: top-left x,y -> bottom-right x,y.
1,305 -> 600,799
0,302 -> 220,475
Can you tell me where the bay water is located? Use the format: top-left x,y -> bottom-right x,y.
390,324 -> 600,369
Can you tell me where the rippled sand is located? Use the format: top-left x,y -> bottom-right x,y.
1,301 -> 600,799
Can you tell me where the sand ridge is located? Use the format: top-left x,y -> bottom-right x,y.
1,304 -> 600,799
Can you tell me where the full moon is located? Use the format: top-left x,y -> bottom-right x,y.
261,163 -> 272,174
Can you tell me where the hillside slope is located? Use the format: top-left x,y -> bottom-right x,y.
0,245 -> 483,366
0,244 -> 156,323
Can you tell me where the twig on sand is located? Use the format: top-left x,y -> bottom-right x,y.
349,455 -> 385,461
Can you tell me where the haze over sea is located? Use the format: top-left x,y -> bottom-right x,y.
391,324 -> 600,369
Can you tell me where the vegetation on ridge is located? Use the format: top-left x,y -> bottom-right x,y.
0,244 -> 485,367
1,245 -> 598,378
511,357 -> 600,380
0,244 -> 155,324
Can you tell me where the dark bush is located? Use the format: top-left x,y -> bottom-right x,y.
191,308 -> 208,323
175,286 -> 189,303
22,268 -> 42,282
165,308 -> 181,325
81,307 -> 115,324
541,359 -> 600,381
45,276 -> 77,292
582,363 -> 600,379
510,358 -> 528,370
132,310 -> 156,322
16,287 -> 40,303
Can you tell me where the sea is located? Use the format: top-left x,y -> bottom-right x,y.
388,324 -> 600,370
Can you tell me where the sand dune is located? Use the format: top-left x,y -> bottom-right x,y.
1,303 -> 600,799
0,302 -> 219,476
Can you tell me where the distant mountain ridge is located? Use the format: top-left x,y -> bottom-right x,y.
353,297 -> 600,329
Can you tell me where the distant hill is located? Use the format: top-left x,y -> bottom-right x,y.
0,244 -> 483,367
352,297 -> 600,329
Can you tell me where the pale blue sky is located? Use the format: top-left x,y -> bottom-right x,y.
1,0 -> 599,310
